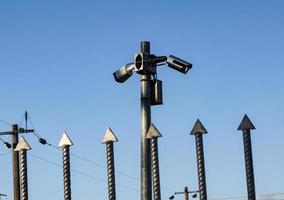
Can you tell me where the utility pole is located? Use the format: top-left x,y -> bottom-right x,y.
169,186 -> 199,200
102,128 -> 118,200
0,124 -> 34,200
12,124 -> 21,200
59,132 -> 73,200
184,187 -> 189,200
15,137 -> 31,200
146,124 -> 162,200
190,119 -> 208,200
238,115 -> 256,200
113,41 -> 192,200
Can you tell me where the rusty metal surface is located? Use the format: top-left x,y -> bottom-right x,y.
106,142 -> 116,200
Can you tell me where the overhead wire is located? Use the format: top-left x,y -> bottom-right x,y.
26,111 -> 176,194
28,153 -> 139,194
0,119 -> 12,126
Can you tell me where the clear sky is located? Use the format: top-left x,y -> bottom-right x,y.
0,1 -> 284,200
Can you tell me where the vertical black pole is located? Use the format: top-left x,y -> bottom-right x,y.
140,41 -> 152,200
62,146 -> 71,200
12,124 -> 21,200
106,142 -> 116,200
190,119 -> 208,200
243,130 -> 255,200
195,134 -> 207,200
238,114 -> 256,200
184,187 -> 189,200
19,150 -> 28,200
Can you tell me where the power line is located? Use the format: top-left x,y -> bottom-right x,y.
28,153 -> 140,193
0,119 -> 11,126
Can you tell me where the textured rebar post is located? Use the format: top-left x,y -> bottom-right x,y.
146,124 -> 162,200
106,143 -> 116,200
102,128 -> 118,200
195,134 -> 207,200
62,146 -> 71,200
20,150 -> 28,200
151,138 -> 161,200
59,132 -> 73,200
15,137 -> 31,200
238,115 -> 256,200
190,119 -> 208,200
243,130 -> 255,200
12,124 -> 21,200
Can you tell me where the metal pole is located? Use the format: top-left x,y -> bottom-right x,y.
146,124 -> 162,200
102,128 -> 118,200
12,124 -> 20,200
151,138 -> 161,200
62,146 -> 71,200
19,150 -> 28,200
59,132 -> 73,200
106,142 -> 116,200
140,41 -> 152,200
191,119 -> 208,200
195,134 -> 207,200
243,130 -> 255,200
184,187 -> 189,200
238,115 -> 256,200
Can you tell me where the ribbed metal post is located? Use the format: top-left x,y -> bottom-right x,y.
19,150 -> 28,200
106,142 -> 116,200
195,134 -> 207,200
151,138 -> 161,200
62,146 -> 71,200
238,114 -> 256,200
243,130 -> 255,200
191,119 -> 208,200
140,41 -> 152,200
59,132 -> 73,200
12,124 -> 21,200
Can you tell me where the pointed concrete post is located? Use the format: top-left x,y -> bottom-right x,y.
146,124 -> 162,200
238,115 -> 256,200
15,137 -> 31,200
102,128 -> 118,200
59,132 -> 73,200
190,119 -> 208,200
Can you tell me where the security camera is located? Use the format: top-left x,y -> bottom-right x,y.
166,55 -> 192,74
113,64 -> 134,83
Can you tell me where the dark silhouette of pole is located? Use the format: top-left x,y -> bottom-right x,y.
190,119 -> 208,200
184,187 -> 189,200
146,124 -> 162,200
102,128 -> 118,200
59,132 -> 74,200
12,124 -> 21,200
238,115 -> 256,200
15,137 -> 31,200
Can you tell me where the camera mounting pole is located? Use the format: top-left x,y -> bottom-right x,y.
113,41 -> 192,200
140,41 -> 153,200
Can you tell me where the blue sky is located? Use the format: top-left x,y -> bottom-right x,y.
0,1 -> 284,199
